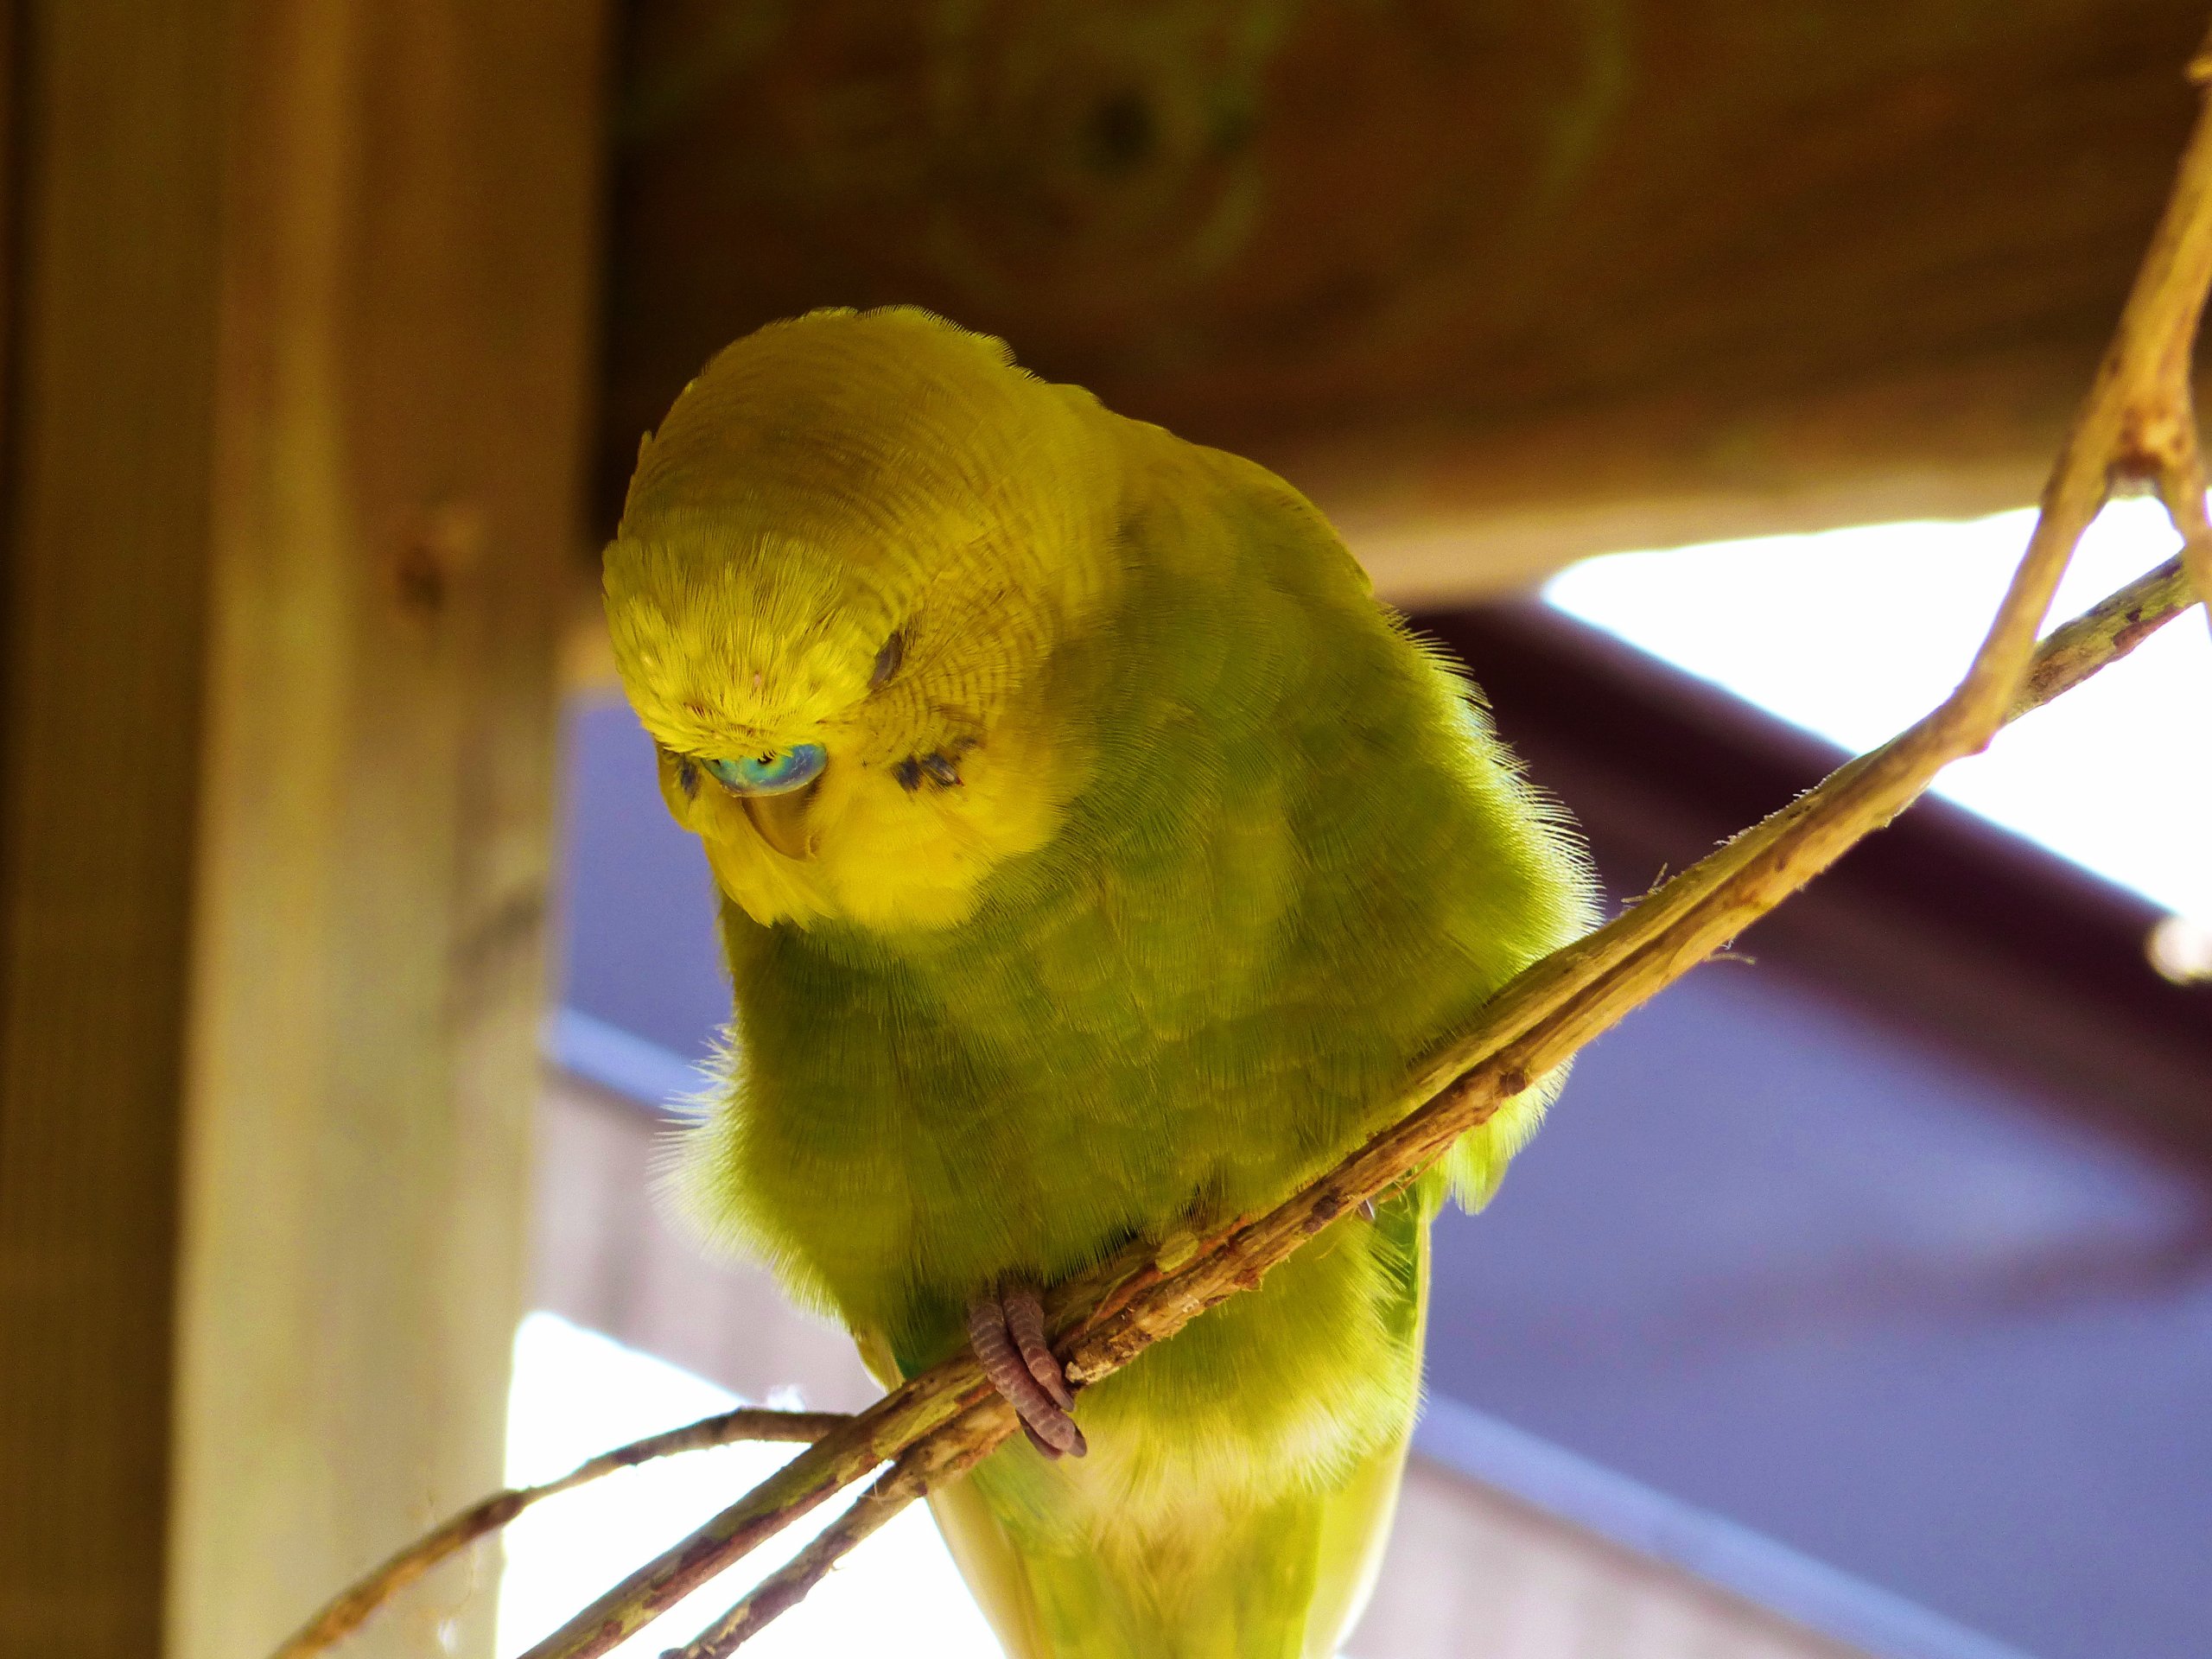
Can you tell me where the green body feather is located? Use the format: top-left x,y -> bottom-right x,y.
692,435 -> 1589,1652
611,310 -> 1595,1657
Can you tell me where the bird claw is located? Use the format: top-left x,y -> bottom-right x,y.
967,1283 -> 1086,1459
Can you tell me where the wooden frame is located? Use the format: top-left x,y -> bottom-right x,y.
0,5 -> 607,1655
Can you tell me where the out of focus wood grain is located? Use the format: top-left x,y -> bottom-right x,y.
0,7 -> 227,1654
169,7 -> 607,1658
0,5 -> 607,1657
602,1 -> 2209,593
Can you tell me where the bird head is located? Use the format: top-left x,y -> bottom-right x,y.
604,308 -> 1123,932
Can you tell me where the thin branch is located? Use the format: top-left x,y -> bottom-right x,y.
289,34 -> 2212,1659
669,1401 -> 1004,1659
2155,455 -> 2212,633
267,1408 -> 845,1659
2014,556 -> 2196,715
2117,26 -> 2212,625
500,1370 -> 1002,1656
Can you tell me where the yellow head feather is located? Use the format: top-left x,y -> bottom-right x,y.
604,308 -> 1124,931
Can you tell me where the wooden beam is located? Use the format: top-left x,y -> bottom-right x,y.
600,1 -> 2209,594
1279,346 -> 2092,603
0,6 -> 226,1652
0,4 -> 607,1656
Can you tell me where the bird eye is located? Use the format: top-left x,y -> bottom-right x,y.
701,742 -> 826,796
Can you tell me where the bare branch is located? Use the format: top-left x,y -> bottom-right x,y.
510,1370 -> 1003,1657
267,1407 -> 844,1659
2155,455 -> 2212,634
669,1401 -> 1005,1659
2015,556 -> 2196,715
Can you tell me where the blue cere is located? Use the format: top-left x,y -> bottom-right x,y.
702,742 -> 826,796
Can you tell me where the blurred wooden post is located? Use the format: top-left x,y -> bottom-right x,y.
0,4 -> 607,1657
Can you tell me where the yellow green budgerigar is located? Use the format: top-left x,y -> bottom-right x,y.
604,307 -> 1595,1657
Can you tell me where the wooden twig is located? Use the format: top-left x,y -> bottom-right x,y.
288,33 -> 2212,1659
266,1407 -> 845,1659
667,1401 -> 1005,1659
2013,556 -> 2196,715
2146,29 -> 2212,626
2155,459 -> 2212,627
499,1368 -> 1002,1656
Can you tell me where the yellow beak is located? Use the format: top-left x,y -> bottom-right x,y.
742,785 -> 817,861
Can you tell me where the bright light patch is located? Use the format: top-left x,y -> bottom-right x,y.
1544,499 -> 2211,926
499,1312 -> 1000,1657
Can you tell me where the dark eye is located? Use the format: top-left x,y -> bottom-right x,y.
701,743 -> 826,796
869,629 -> 906,691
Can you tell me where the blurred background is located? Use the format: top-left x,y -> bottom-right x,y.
1,5 -> 2206,1659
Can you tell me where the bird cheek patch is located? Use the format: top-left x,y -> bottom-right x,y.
892,741 -> 973,792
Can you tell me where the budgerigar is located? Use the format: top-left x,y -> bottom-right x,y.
603,307 -> 1595,1658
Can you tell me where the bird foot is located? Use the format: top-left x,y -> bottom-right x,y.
967,1283 -> 1086,1459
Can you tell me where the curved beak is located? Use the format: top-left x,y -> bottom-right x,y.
742,782 -> 819,861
